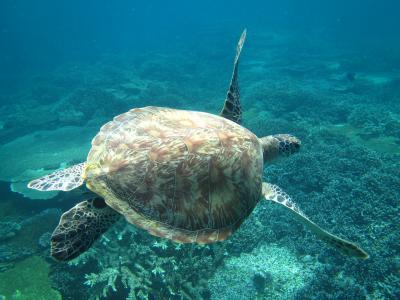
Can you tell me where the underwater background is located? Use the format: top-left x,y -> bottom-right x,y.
0,0 -> 399,299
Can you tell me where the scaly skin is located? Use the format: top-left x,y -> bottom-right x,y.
260,134 -> 301,163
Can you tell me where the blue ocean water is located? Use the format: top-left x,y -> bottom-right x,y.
0,1 -> 399,299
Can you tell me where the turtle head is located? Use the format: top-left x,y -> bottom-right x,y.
260,134 -> 301,163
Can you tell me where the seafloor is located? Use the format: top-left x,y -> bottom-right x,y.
0,29 -> 399,299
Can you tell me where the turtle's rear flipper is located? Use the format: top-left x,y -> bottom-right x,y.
51,197 -> 121,261
27,162 -> 86,191
220,29 -> 246,124
262,182 -> 369,259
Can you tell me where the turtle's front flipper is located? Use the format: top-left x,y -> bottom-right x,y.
51,197 -> 121,261
262,182 -> 369,259
220,29 -> 246,124
27,162 -> 86,191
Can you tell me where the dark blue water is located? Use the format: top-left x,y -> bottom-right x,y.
0,1 -> 399,299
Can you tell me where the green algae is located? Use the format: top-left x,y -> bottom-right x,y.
0,256 -> 61,300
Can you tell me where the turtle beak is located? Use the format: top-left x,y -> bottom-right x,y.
287,135 -> 301,155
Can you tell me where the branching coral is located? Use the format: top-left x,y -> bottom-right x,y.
84,268 -> 119,299
58,222 -> 218,300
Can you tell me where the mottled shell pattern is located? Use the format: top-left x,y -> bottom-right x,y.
83,106 -> 263,243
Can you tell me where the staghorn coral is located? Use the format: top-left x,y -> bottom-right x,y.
56,221 -> 219,300
84,268 -> 120,299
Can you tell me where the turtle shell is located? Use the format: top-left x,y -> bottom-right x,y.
83,106 -> 263,243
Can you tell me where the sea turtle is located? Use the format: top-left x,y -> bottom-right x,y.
28,30 -> 368,261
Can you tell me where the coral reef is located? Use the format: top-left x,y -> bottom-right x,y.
0,28 -> 399,299
348,104 -> 400,139
208,244 -> 317,300
53,222 -> 221,299
56,87 -> 127,124
0,208 -> 61,272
